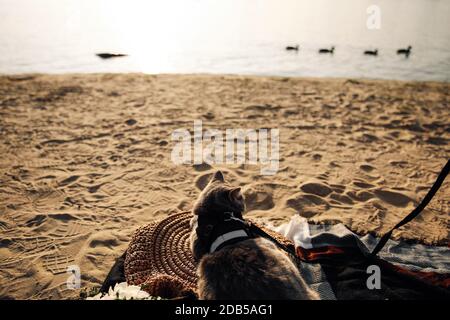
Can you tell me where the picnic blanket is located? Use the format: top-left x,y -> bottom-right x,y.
100,214 -> 449,300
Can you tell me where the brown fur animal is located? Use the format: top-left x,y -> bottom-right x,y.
190,171 -> 319,300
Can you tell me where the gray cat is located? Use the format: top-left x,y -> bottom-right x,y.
190,171 -> 319,300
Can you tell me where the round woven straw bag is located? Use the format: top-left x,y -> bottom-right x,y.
124,211 -> 294,299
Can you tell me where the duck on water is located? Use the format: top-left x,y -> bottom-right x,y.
319,46 -> 335,54
364,49 -> 378,56
397,46 -> 412,57
285,45 -> 299,51
96,53 -> 128,59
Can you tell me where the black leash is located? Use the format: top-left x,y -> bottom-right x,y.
248,223 -> 298,257
369,159 -> 450,257
247,160 -> 449,262
205,160 -> 449,262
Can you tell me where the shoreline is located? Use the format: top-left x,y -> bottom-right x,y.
2,72 -> 450,85
0,73 -> 448,299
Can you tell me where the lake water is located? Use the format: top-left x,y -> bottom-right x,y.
1,0 -> 449,81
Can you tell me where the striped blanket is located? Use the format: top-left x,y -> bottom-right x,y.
276,216 -> 450,300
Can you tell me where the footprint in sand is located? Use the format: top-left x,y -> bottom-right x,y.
88,234 -> 120,250
16,236 -> 58,257
356,133 -> 379,143
353,180 -> 375,189
329,192 -> 354,205
373,189 -> 413,207
22,159 -> 62,169
58,175 -> 80,187
329,161 -> 341,168
101,182 -> 122,197
42,252 -> 75,275
245,104 -> 279,112
125,119 -> 137,126
177,199 -> 192,211
192,163 -> 212,172
359,163 -> 376,172
243,186 -> 275,211
426,136 -> 447,146
316,172 -> 329,181
195,172 -> 214,190
285,193 -> 330,218
389,160 -> 409,168
299,181 -> 332,197
346,190 -> 375,202
330,184 -> 346,194
25,214 -> 48,227
88,184 -> 103,193
48,217 -> 91,238
26,185 -> 66,212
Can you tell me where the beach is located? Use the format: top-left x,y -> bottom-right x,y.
0,73 -> 448,299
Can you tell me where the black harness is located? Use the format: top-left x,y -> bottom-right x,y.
197,212 -> 253,253
197,211 -> 297,256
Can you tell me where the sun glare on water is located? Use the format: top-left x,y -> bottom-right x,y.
88,0 -> 237,72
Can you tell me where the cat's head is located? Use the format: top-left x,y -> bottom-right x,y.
190,170 -> 245,259
193,170 -> 245,218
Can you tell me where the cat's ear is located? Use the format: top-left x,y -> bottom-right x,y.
210,170 -> 225,183
229,187 -> 243,201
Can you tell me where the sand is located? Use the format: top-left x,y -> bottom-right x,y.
0,73 -> 448,299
